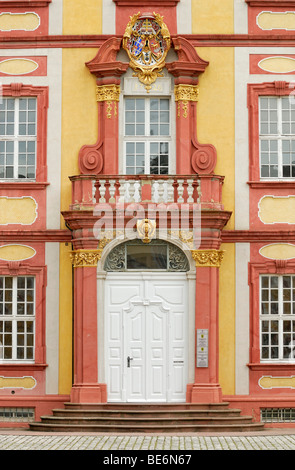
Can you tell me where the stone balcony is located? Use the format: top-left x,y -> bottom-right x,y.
63,174 -> 231,251
69,174 -> 225,210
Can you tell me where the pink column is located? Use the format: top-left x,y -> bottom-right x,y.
187,264 -> 223,403
70,254 -> 107,403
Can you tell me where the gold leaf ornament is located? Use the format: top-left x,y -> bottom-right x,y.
191,250 -> 224,267
123,12 -> 171,92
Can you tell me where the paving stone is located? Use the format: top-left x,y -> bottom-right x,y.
0,432 -> 295,450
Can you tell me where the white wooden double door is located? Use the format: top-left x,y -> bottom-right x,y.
105,273 -> 188,402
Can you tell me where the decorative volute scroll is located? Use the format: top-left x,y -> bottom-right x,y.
166,36 -> 217,175
78,38 -> 129,175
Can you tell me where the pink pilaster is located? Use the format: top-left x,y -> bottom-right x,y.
187,264 -> 223,403
70,257 -> 107,403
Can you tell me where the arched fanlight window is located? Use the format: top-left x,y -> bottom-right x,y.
104,239 -> 189,272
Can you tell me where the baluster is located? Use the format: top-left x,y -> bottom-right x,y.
167,179 -> 174,203
157,179 -> 165,203
187,179 -> 194,203
92,179 -> 97,203
109,179 -> 116,203
177,179 -> 184,203
197,179 -> 201,203
151,180 -> 156,202
128,180 -> 136,202
118,179 -> 126,203
99,180 -> 106,203
137,181 -> 142,202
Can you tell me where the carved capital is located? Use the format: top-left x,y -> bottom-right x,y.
96,84 -> 120,119
96,84 -> 120,102
174,84 -> 199,118
191,249 -> 224,267
174,84 -> 199,102
70,250 -> 102,268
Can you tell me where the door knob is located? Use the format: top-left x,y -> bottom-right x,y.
127,356 -> 133,368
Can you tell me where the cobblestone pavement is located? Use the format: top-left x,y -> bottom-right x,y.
0,430 -> 295,450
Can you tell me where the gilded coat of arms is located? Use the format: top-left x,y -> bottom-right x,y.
123,12 -> 171,92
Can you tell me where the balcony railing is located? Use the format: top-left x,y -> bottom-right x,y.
94,175 -> 200,204
69,174 -> 224,210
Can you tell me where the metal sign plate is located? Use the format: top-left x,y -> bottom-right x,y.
196,329 -> 208,368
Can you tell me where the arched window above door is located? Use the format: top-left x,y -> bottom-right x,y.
104,239 -> 190,272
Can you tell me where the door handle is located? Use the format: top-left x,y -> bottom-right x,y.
127,356 -> 133,368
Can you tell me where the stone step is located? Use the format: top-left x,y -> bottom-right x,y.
29,402 -> 265,433
63,402 -> 232,411
35,415 -> 256,426
29,422 -> 265,433
51,408 -> 244,418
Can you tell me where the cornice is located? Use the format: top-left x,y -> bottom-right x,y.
0,230 -> 71,242
245,0 -> 295,6
0,0 -> 51,5
1,34 -> 295,49
222,230 -> 295,243
113,0 -> 179,5
248,181 -> 295,189
247,363 -> 295,371
0,182 -> 49,190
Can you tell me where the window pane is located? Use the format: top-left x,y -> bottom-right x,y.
261,275 -> 295,361
0,277 -> 35,361
149,99 -> 169,136
127,244 -> 167,269
258,97 -> 295,178
125,99 -> 145,136
0,98 -> 36,180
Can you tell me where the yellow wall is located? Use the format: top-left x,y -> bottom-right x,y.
62,0 -> 102,35
61,48 -> 98,220
196,47 -> 235,230
196,46 -> 236,394
59,47 -> 99,392
192,0 -> 234,34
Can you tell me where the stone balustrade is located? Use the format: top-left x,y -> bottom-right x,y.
69,174 -> 224,210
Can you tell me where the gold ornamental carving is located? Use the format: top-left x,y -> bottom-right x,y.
96,84 -> 120,118
70,250 -> 102,268
97,231 -> 124,249
174,84 -> 199,118
168,230 -> 195,250
137,219 -> 156,244
123,12 -> 171,93
191,249 -> 224,267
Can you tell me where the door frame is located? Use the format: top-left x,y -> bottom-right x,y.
97,236 -> 196,403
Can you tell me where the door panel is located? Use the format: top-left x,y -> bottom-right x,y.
146,307 -> 167,401
126,305 -> 146,402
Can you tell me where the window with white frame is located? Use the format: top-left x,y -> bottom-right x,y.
0,276 -> 35,362
260,274 -> 295,361
0,97 -> 37,180
259,96 -> 295,179
124,97 -> 170,175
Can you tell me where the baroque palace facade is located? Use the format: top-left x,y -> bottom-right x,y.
0,0 -> 295,428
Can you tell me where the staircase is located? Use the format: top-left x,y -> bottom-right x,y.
29,402 -> 265,433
